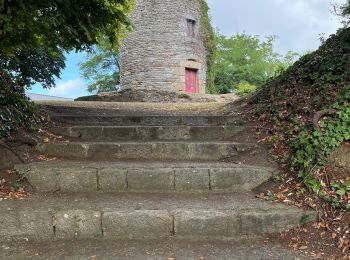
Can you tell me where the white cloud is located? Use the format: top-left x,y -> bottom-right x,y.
207,0 -> 346,54
49,79 -> 87,99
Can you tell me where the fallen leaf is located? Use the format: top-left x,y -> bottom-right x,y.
319,222 -> 328,228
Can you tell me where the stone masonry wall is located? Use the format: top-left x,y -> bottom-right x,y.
120,0 -> 208,94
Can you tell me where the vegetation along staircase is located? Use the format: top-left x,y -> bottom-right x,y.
4,105 -> 317,245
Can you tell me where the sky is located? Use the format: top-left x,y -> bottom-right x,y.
31,0 -> 345,99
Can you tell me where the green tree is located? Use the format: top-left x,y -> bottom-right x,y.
0,0 -> 134,88
338,0 -> 350,25
80,40 -> 120,93
0,0 -> 134,139
214,33 -> 299,94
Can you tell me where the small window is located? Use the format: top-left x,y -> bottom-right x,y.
186,19 -> 195,37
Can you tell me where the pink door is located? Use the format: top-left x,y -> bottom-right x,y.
185,68 -> 198,93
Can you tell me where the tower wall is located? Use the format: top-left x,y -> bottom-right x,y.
120,0 -> 207,94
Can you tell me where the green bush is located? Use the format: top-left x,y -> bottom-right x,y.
236,81 -> 257,95
254,27 -> 350,108
252,26 -> 350,209
0,72 -> 39,139
215,84 -> 233,94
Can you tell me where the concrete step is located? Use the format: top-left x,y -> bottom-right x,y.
41,102 -> 232,117
52,125 -> 249,141
51,115 -> 242,126
0,239 -> 311,259
16,161 -> 274,193
37,141 -> 258,161
0,193 -> 316,242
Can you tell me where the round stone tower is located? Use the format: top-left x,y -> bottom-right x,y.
120,0 -> 209,94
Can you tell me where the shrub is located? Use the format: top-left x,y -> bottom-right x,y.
252,26 -> 350,209
236,81 -> 257,95
0,72 -> 39,139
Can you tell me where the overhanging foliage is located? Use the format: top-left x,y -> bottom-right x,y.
0,0 -> 134,88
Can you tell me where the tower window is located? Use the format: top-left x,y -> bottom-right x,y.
186,19 -> 196,37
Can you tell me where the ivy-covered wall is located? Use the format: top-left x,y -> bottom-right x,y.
199,0 -> 216,94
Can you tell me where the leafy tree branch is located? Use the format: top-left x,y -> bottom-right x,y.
80,39 -> 120,93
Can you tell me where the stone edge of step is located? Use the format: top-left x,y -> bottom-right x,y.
0,194 -> 317,242
15,160 -> 276,170
35,141 -> 260,161
50,114 -> 245,126
50,125 -> 250,141
15,162 -> 275,193
0,239 -> 311,260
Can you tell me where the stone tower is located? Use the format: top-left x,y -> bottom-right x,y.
120,0 -> 209,94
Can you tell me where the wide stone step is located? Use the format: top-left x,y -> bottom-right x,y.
0,193 -> 316,242
0,239 -> 310,259
51,115 -> 242,126
52,125 -> 248,141
37,141 -> 258,161
16,161 -> 274,193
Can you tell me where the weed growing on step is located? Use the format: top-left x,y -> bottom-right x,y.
73,214 -> 82,236
11,175 -> 26,193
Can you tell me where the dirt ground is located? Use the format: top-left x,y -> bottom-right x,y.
255,170 -> 350,259
249,122 -> 350,258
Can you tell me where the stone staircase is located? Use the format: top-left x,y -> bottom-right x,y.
1,104 -> 317,258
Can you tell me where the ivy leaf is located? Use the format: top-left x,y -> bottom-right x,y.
336,189 -> 346,197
